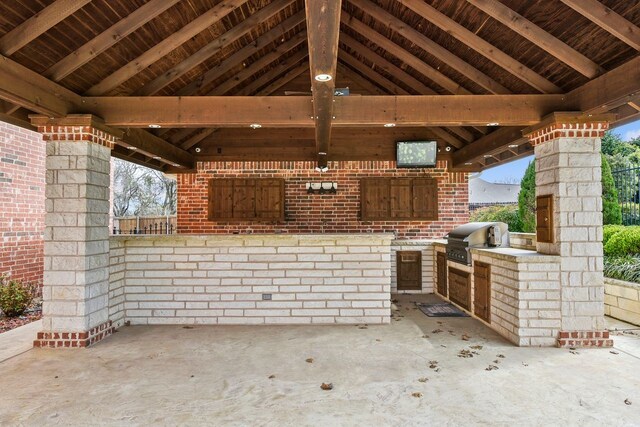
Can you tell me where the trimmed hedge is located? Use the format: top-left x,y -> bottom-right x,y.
603,225 -> 626,246
603,226 -> 640,256
604,256 -> 640,284
469,204 -> 522,232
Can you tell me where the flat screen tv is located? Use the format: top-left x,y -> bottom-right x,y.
396,141 -> 437,168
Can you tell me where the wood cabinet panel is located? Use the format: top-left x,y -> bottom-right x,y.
397,251 -> 422,290
412,178 -> 438,220
390,179 -> 412,219
361,177 -> 438,220
448,267 -> 470,311
361,178 -> 390,220
209,178 -> 284,221
256,179 -> 284,220
436,252 -> 447,297
536,194 -> 554,243
208,179 -> 234,220
474,261 -> 491,323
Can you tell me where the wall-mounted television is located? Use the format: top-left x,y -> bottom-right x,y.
396,141 -> 437,168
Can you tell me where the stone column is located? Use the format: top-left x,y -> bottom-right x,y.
524,113 -> 613,348
30,115 -> 121,348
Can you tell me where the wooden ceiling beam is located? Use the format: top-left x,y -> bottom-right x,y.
467,0 -> 602,79
83,94 -> 565,128
342,11 -> 472,96
560,0 -> 640,51
174,11 -> 305,97
396,0 -> 562,93
44,0 -> 181,81
305,0 -> 342,168
338,52 -> 410,95
117,128 -> 195,169
348,0 -> 509,94
137,0 -> 297,96
85,0 -> 247,95
0,0 -> 91,56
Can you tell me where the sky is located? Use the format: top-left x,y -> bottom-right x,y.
480,118 -> 640,183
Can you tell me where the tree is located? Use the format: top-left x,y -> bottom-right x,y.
112,159 -> 177,217
601,154 -> 622,225
517,161 -> 536,233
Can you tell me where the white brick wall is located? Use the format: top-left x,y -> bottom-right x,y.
605,278 -> 640,326
109,234 -> 393,325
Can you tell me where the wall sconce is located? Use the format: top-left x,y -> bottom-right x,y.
306,182 -> 338,194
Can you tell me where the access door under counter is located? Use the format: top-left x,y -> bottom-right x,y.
396,251 -> 422,291
473,261 -> 491,323
436,252 -> 447,297
448,267 -> 470,311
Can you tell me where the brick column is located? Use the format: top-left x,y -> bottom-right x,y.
524,113 -> 613,348
30,115 -> 121,348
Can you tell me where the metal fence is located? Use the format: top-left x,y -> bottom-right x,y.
112,215 -> 176,235
612,166 -> 640,226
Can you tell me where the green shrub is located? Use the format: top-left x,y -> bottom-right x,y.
470,204 -> 522,232
603,226 -> 640,256
517,161 -> 536,233
601,155 -> 622,225
0,276 -> 35,318
603,225 -> 626,246
604,255 -> 640,284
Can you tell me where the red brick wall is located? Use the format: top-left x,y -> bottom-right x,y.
177,161 -> 469,239
0,122 -> 45,284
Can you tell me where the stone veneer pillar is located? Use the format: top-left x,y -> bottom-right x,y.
524,113 -> 613,348
30,115 -> 121,348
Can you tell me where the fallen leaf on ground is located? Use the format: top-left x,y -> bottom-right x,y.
496,354 -> 505,358
358,325 -> 368,329
306,358 -> 314,363
392,299 -> 399,303
461,334 -> 471,341
375,339 -> 381,342
422,335 -> 430,339
458,349 -> 474,358
610,350 -> 619,355
485,365 -> 499,371
493,360 -> 499,364
428,360 -> 438,369
569,350 -> 579,355
437,321 -> 443,324
268,375 -> 276,379
440,345 -> 447,348
182,326 -> 194,329
412,392 -> 423,398
418,377 -> 428,383
432,329 -> 443,334
522,362 -> 528,367
624,399 -> 632,405
320,383 -> 333,391
470,345 -> 483,350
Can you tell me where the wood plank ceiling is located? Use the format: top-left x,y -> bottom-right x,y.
0,0 -> 639,172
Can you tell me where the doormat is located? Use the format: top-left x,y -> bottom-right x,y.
416,303 -> 469,317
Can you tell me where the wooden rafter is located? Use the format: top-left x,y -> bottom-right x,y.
44,0 -> 181,81
395,0 -> 562,93
467,0 -> 602,78
85,0 -> 248,96
136,0 -> 297,96
560,0 -> 640,51
348,0 -> 509,94
306,0 -> 342,167
336,63 -> 387,95
0,0 -> 91,56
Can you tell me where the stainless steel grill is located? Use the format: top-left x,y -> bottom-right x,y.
445,222 -> 509,265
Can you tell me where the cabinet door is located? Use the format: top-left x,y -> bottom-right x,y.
536,194 -> 554,243
390,179 -> 412,219
448,267 -> 470,311
361,178 -> 390,220
256,179 -> 284,221
397,251 -> 422,290
233,179 -> 256,219
436,252 -> 448,297
412,178 -> 438,220
209,179 -> 234,220
474,262 -> 491,323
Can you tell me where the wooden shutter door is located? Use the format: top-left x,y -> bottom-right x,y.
233,179 -> 256,219
412,178 -> 438,220
436,252 -> 448,297
361,178 -> 390,220
397,251 -> 422,290
473,262 -> 491,323
256,179 -> 284,221
209,179 -> 234,220
390,178 -> 412,219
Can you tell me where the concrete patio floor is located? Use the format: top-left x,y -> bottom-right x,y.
1,294 -> 639,426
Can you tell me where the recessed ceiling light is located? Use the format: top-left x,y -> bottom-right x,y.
508,144 -> 519,148
249,123 -> 262,129
318,152 -> 327,156
314,74 -> 332,82
384,123 -> 396,128
194,147 -> 201,153
486,122 -> 500,126
148,124 -> 161,129
127,146 -> 137,150
464,162 -> 473,166
483,154 -> 492,158
172,164 -> 179,167
152,156 -> 161,160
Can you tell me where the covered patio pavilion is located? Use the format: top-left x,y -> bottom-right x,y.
0,0 -> 639,351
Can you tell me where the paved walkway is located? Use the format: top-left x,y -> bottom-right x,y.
0,296 -> 638,426
0,319 -> 41,363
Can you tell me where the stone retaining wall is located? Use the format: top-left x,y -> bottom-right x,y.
108,234 -> 392,325
605,278 -> 640,326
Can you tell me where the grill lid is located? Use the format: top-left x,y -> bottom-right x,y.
446,222 -> 504,241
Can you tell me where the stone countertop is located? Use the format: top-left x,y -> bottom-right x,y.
471,247 -> 560,262
391,239 -> 445,246
110,233 -> 396,241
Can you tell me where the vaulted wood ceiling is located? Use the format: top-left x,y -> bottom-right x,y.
0,0 -> 639,172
